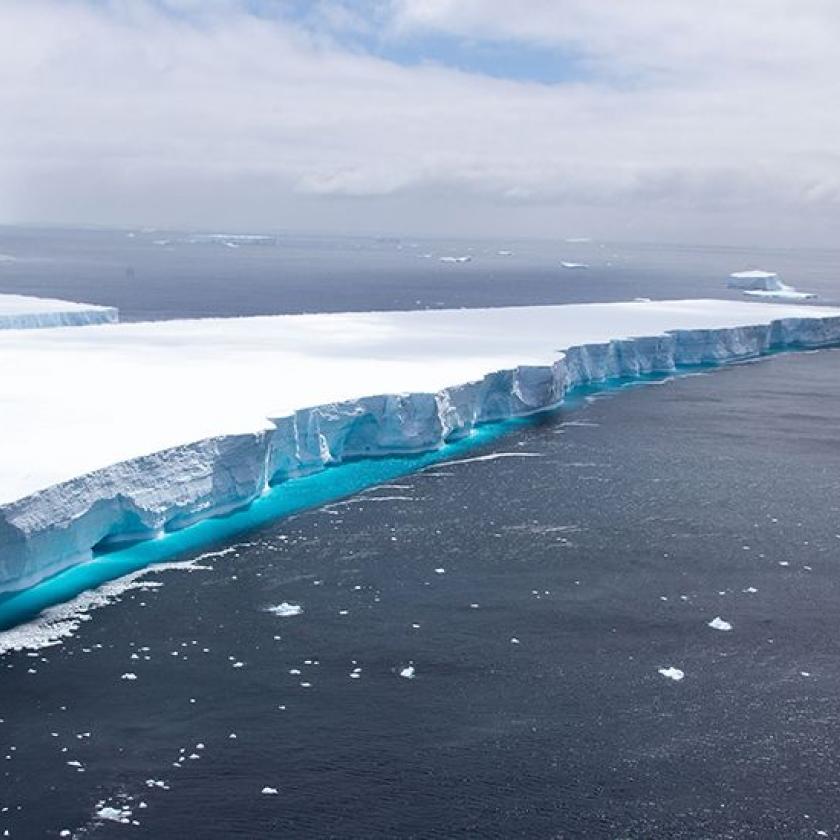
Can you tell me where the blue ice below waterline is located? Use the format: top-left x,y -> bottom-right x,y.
0,359 -> 805,633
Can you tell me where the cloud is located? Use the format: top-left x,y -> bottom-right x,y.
0,0 -> 838,243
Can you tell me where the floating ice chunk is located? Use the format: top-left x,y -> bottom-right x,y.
120,672 -> 138,680
96,805 -> 132,822
743,586 -> 758,593
510,637 -> 520,645
727,270 -> 815,300
497,250 -> 513,256
399,665 -> 415,679
728,270 -> 783,290
560,261 -> 589,269
564,237 -> 591,243
658,666 -> 685,681
708,617 -> 732,632
266,602 -> 303,618
261,787 -> 279,795
439,255 -> 471,263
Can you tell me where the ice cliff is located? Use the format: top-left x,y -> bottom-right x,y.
0,294 -> 118,330
2,300 -> 840,594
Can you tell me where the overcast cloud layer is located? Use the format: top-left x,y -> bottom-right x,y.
1,0 -> 839,244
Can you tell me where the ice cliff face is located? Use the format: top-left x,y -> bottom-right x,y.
0,295 -> 118,330
2,310 -> 840,594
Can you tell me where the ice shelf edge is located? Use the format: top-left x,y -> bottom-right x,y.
1,312 -> 839,593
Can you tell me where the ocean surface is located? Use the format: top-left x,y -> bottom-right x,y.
2,227 -> 840,838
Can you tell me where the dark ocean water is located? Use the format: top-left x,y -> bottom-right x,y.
2,228 -> 840,838
2,225 -> 840,319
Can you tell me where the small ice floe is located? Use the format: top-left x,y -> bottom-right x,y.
120,672 -> 138,680
266,602 -> 302,617
633,297 -> 652,303
439,255 -> 472,264
560,261 -> 589,269
564,237 -> 591,243
96,805 -> 132,823
707,617 -> 733,632
497,250 -> 513,256
261,787 -> 279,795
727,269 -> 816,300
801,671 -> 812,678
434,568 -> 445,575
510,637 -> 520,645
743,586 -> 758,594
658,666 -> 685,681
399,665 -> 416,679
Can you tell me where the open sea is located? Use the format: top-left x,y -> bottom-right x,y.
2,227 -> 840,838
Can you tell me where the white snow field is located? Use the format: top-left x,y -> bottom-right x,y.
0,293 -> 118,330
2,298 -> 840,593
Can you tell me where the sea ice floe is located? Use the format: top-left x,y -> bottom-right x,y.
261,787 -> 278,795
560,261 -> 589,269
120,672 -> 138,680
399,665 -> 415,679
707,617 -> 733,632
658,666 -> 685,681
266,602 -> 303,617
95,805 -> 132,823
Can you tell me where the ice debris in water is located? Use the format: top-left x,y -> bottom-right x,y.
266,602 -> 303,617
261,787 -> 279,795
658,666 -> 685,681
707,617 -> 733,632
399,665 -> 416,679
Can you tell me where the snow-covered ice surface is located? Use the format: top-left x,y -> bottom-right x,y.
0,293 -> 118,330
2,298 -> 840,594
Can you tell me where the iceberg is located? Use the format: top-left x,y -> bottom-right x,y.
2,299 -> 840,595
727,270 -> 816,300
560,261 -> 589,270
0,294 -> 118,330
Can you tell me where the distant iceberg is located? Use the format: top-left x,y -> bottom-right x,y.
727,270 -> 816,300
0,294 -> 118,330
561,261 -> 589,270
439,256 -> 472,263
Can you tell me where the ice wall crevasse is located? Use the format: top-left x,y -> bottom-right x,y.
2,314 -> 840,594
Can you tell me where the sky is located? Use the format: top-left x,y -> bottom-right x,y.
1,0 -> 839,245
